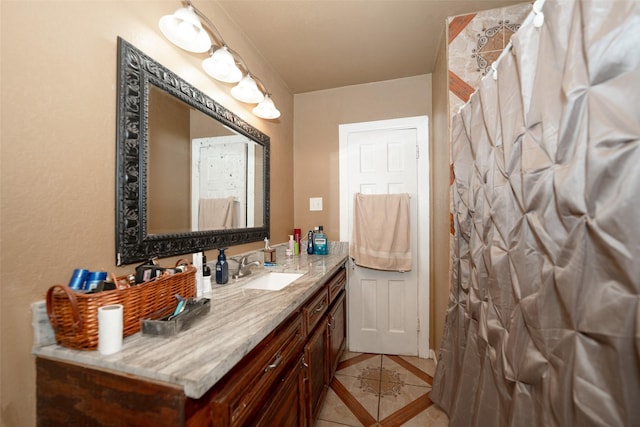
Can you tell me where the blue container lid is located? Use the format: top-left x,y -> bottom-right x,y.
87,271 -> 107,281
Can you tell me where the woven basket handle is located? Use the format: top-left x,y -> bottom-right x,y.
175,259 -> 190,267
46,284 -> 83,332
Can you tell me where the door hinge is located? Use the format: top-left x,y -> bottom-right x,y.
416,145 -> 420,159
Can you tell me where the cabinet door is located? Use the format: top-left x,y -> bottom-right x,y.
328,267 -> 347,304
303,287 -> 329,336
328,290 -> 347,381
208,314 -> 304,426
304,319 -> 328,425
256,360 -> 305,427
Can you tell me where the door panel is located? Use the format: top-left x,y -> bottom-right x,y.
339,117 -> 429,356
191,135 -> 250,230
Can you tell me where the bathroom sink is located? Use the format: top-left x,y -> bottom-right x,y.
240,272 -> 304,291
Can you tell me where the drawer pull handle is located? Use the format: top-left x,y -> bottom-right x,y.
314,303 -> 325,313
301,355 -> 309,382
265,351 -> 283,373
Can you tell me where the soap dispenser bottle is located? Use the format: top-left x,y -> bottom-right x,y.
287,235 -> 295,256
215,248 -> 228,285
202,252 -> 212,293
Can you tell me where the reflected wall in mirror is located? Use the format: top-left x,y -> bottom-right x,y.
116,38 -> 270,266
147,86 -> 264,234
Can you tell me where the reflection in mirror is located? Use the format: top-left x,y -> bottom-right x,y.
147,86 -> 264,234
115,38 -> 270,265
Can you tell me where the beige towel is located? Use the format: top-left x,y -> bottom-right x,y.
349,193 -> 412,271
198,197 -> 235,230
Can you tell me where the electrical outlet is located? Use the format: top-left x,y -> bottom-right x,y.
309,197 -> 323,211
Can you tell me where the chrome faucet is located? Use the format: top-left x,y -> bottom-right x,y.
233,255 -> 261,279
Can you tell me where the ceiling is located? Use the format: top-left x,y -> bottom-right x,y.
217,0 -> 527,94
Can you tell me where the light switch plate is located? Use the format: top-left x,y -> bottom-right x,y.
309,197 -> 323,211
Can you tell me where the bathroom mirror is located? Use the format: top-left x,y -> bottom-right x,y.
115,38 -> 270,265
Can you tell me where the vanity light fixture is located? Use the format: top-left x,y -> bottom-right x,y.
158,0 -> 281,119
202,46 -> 242,83
252,94 -> 281,120
231,74 -> 265,104
158,6 -> 211,53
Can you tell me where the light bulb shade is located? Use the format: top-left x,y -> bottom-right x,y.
159,7 -> 211,53
253,95 -> 281,119
231,74 -> 265,104
202,47 -> 243,83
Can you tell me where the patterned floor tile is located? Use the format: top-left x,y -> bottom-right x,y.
378,384 -> 431,425
315,421 -> 357,427
403,404 -> 450,427
317,387 -> 364,426
336,353 -> 382,378
382,355 -> 433,388
316,353 -> 449,427
333,374 -> 379,424
399,355 -> 437,377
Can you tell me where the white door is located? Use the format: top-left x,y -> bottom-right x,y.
339,117 -> 429,357
191,135 -> 249,231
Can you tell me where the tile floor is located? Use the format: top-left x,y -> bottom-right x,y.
315,352 -> 450,427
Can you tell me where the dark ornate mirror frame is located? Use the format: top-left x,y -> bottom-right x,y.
115,37 -> 270,266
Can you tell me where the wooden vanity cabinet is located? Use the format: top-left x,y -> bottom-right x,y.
205,313 -> 305,426
303,265 -> 347,425
36,312 -> 306,427
36,263 -> 347,427
327,267 -> 347,381
328,290 -> 347,379
303,314 -> 329,422
203,264 -> 346,426
302,285 -> 329,336
253,362 -> 306,426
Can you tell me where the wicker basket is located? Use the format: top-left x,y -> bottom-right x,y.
46,265 -> 196,350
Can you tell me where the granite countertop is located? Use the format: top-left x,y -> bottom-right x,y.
33,242 -> 348,399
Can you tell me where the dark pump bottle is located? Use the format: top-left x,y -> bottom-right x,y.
215,248 -> 228,285
202,253 -> 212,278
307,230 -> 314,254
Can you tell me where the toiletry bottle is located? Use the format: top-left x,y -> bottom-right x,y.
287,234 -> 296,255
215,248 -> 228,285
314,225 -> 328,255
264,237 -> 276,263
202,252 -> 212,292
194,251 -> 204,297
294,228 -> 301,255
307,230 -> 315,254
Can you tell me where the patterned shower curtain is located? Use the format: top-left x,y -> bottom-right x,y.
431,1 -> 640,426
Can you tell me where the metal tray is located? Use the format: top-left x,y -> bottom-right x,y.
140,298 -> 210,337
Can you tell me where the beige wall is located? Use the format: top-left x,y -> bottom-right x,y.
148,89 -> 190,234
0,2 -> 293,425
430,34 -> 451,352
293,75 -> 432,241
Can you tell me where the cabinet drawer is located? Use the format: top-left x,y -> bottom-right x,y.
303,288 -> 329,336
255,362 -> 304,427
209,313 -> 304,426
328,267 -> 347,305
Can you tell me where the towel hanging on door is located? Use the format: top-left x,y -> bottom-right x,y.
198,197 -> 236,230
349,193 -> 412,272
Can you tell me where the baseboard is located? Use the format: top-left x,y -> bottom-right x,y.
429,349 -> 438,365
